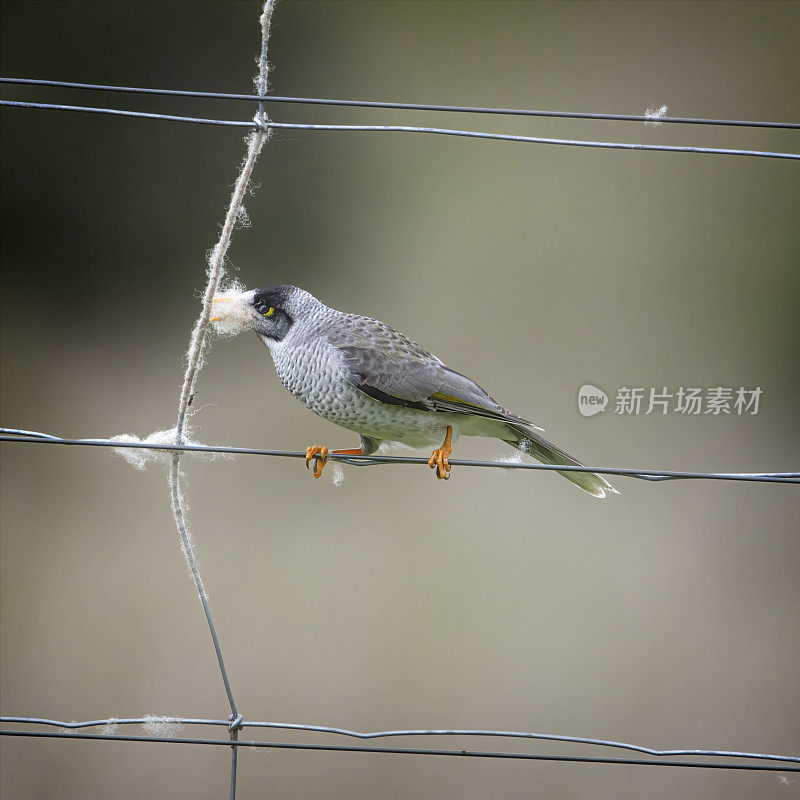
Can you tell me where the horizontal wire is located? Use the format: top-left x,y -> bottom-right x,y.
2,717 -> 796,764
1,730 -> 796,771
0,99 -> 251,128
1,100 -> 798,160
267,122 -> 800,160
2,76 -> 798,129
1,429 -> 798,484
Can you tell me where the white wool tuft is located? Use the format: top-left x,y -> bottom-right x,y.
109,423 -> 225,470
141,715 -> 185,738
492,451 -> 526,478
329,462 -> 345,487
210,282 -> 255,337
101,718 -> 121,736
110,426 -> 216,470
645,104 -> 668,126
111,427 -> 182,470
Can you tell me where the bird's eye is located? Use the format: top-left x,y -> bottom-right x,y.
256,303 -> 274,317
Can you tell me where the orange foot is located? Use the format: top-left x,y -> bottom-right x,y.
305,446 -> 364,479
305,446 -> 329,478
427,426 -> 453,480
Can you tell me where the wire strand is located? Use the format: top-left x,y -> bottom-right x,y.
0,99 -> 251,127
2,77 -> 798,129
2,717 -> 796,764
161,6 -> 275,798
1,429 -> 798,484
1,100 -> 798,160
1,730 -> 797,772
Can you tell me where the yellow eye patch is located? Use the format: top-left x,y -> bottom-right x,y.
264,307 -> 274,317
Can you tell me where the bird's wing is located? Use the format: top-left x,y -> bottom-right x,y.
331,316 -> 538,428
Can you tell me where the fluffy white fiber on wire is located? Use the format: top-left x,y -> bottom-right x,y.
110,425 -> 225,470
492,451 -> 526,478
111,427 -> 193,470
101,718 -> 121,736
645,103 -> 668,125
141,715 -> 185,738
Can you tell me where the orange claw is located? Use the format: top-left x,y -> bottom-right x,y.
305,445 -> 329,478
427,426 -> 453,480
304,445 -> 365,480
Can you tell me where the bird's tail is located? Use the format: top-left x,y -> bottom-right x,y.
503,425 -> 618,498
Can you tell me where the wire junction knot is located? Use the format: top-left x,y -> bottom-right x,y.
253,111 -> 270,134
228,714 -> 244,737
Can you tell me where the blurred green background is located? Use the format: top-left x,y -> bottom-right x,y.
1,1 -> 799,797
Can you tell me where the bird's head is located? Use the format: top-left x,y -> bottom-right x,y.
211,284 -> 308,341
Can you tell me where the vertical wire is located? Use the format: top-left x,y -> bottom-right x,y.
165,5 -> 275,794
226,3 -> 275,796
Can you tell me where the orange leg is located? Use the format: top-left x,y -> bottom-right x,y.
305,445 -> 364,479
428,426 -> 453,480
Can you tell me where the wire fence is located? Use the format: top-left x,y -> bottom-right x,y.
1,80 -> 799,160
2,429 -> 799,484
2,719 -> 798,772
2,3 -> 799,799
4,76 -> 799,128
5,715 -> 798,762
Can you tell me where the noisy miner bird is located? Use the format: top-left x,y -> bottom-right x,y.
211,285 -> 617,497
